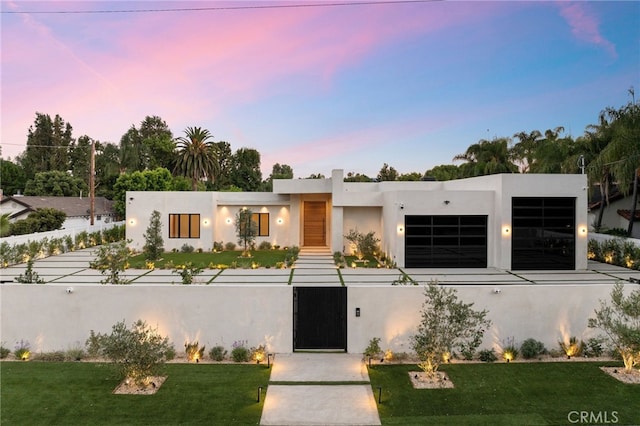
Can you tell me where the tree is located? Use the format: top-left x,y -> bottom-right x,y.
95,142 -> 121,199
425,165 -> 460,181
209,141 -> 233,190
69,135 -> 93,184
143,210 -> 164,261
344,172 -> 372,182
24,170 -> 88,197
588,282 -> 640,372
377,163 -> 398,181
411,281 -> 491,378
86,319 -> 174,386
18,113 -> 73,180
0,159 -> 27,195
231,148 -> 262,191
0,213 -> 11,237
511,130 -> 542,172
138,115 -> 175,170
113,168 -> 174,218
398,171 -> 423,181
344,229 -> 380,260
235,208 -> 257,257
453,138 -> 518,177
264,163 -> 294,191
174,127 -> 219,191
10,208 -> 66,235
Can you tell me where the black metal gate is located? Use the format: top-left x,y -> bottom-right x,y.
293,287 -> 347,351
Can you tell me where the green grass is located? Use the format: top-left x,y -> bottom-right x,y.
368,362 -> 640,425
129,250 -> 289,269
1,362 -> 270,425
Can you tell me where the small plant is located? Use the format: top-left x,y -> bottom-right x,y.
209,345 -> 227,361
65,344 -> 85,361
520,338 -> 547,359
364,337 -> 382,358
478,348 -> 498,362
333,251 -> 346,268
14,339 -> 31,360
15,258 -> 45,284
213,241 -> 224,252
225,242 -> 237,251
559,336 -> 583,359
0,343 -> 11,359
231,340 -> 250,362
90,240 -> 131,285
250,344 -> 267,364
501,337 -> 519,362
345,229 -> 380,260
583,337 -> 606,358
34,351 -> 66,362
185,341 -> 205,362
258,241 -> 272,250
284,246 -> 300,267
180,243 -> 195,253
391,272 -> 417,286
172,262 -> 203,284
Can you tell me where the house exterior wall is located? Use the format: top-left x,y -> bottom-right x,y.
1,282 -> 617,355
588,197 -> 640,239
128,171 -> 587,270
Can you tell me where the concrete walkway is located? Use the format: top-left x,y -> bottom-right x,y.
260,353 -> 381,426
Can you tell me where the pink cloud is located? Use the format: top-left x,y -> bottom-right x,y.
557,2 -> 617,58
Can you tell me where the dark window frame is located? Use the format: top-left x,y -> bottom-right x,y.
252,212 -> 269,237
169,213 -> 201,239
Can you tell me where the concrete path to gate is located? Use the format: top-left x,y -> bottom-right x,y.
260,353 -> 381,426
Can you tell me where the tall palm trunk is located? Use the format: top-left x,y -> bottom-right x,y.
627,169 -> 639,236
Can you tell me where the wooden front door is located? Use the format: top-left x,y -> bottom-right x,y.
304,201 -> 326,246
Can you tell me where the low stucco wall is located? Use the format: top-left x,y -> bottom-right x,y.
1,283 -> 620,356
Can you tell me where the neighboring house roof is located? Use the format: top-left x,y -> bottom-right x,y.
0,195 -> 114,220
617,209 -> 640,222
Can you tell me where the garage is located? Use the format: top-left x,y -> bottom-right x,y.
405,215 -> 488,268
512,197 -> 575,270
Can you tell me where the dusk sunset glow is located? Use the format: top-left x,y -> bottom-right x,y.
2,0 -> 638,177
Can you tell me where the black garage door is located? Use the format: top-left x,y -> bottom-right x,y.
293,287 -> 347,351
512,197 -> 575,270
405,215 -> 487,268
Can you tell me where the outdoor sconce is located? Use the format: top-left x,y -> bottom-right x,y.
276,218 -> 283,225
397,225 -> 404,234
203,219 -> 210,226
225,218 -> 232,225
502,225 -> 510,236
579,227 -> 587,235
128,219 -> 136,226
443,200 -> 450,205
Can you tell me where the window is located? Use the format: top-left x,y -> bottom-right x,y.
169,214 -> 200,238
252,213 -> 269,236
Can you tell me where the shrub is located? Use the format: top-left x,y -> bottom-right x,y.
209,345 -> 227,361
65,344 -> 85,361
364,337 -> 382,358
478,348 -> 498,362
180,243 -> 194,253
14,339 -> 31,360
344,229 -> 380,260
34,351 -> 66,362
258,241 -> 272,250
558,336 -> 583,358
285,246 -> 300,267
520,338 -> 547,359
90,240 -> 131,285
583,337 -> 606,358
213,241 -> 224,252
0,344 -> 11,359
333,251 -> 346,268
86,319 -> 174,385
225,242 -> 237,251
185,341 -> 205,362
231,340 -> 250,362
501,337 -> 519,362
250,344 -> 267,363
15,258 -> 45,284
172,262 -> 203,284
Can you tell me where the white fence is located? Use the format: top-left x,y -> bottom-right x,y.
0,221 -> 125,247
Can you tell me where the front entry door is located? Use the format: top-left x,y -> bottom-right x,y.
293,287 -> 347,351
304,201 -> 326,246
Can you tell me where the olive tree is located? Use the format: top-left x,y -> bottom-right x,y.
589,282 -> 640,372
86,319 -> 174,386
89,240 -> 131,284
411,281 -> 491,377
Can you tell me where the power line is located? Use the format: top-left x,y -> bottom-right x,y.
1,0 -> 442,14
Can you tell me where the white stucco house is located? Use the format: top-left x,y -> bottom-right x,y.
127,169 -> 588,271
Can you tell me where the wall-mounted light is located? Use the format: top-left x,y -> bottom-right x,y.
502,225 -> 510,236
225,218 -> 232,225
579,226 -> 587,236
443,200 -> 450,205
129,218 -> 136,226
203,219 -> 210,226
399,202 -> 405,210
276,218 -> 284,225
397,225 -> 404,234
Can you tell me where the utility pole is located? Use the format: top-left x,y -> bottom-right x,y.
90,140 -> 95,226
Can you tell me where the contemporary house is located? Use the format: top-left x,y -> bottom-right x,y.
127,169 -> 588,270
0,195 -> 116,228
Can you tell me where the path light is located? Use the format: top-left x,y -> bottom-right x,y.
377,386 -> 383,404
267,353 -> 273,368
257,386 -> 263,403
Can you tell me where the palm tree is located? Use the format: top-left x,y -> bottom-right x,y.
512,130 -> 542,173
174,127 -> 219,191
453,138 -> 518,177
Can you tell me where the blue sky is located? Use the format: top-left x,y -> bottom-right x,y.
1,1 -> 638,178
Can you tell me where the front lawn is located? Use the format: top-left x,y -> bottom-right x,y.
129,249 -> 291,269
368,362 -> 640,425
1,362 -> 270,425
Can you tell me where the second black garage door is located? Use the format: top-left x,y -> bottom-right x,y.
405,215 -> 487,268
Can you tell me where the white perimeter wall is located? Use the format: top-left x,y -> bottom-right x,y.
1,283 -> 621,356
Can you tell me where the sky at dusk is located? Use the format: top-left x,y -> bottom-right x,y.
1,0 -> 639,179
